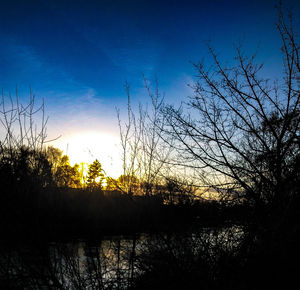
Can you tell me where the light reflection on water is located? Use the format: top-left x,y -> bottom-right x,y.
0,226 -> 244,289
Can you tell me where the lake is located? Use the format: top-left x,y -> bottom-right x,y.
0,225 -> 244,289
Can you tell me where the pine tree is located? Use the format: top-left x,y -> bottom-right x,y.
86,159 -> 104,189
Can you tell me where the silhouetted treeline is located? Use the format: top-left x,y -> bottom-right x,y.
0,146 -> 247,241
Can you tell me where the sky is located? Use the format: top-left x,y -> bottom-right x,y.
0,0 -> 299,177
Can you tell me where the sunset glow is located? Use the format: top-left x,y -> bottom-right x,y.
53,131 -> 122,178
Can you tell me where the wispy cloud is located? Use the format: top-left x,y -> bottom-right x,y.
0,35 -> 119,144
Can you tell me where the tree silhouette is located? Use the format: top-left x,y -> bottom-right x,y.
117,80 -> 172,196
45,146 -> 63,175
54,155 -> 81,188
160,6 -> 299,218
86,159 -> 104,189
105,176 -> 119,191
117,174 -> 139,195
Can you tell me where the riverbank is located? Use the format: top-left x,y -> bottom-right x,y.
0,187 -> 250,242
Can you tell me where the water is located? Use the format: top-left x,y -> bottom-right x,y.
0,226 -> 244,289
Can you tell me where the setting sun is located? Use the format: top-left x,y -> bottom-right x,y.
52,131 -> 123,179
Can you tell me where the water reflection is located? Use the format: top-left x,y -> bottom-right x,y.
0,226 -> 244,289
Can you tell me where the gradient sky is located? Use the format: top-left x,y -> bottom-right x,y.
1,0 -> 299,177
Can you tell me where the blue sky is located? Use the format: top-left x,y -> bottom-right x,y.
0,0 -> 299,176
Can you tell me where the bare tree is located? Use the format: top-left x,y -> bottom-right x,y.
117,80 -> 173,195
161,6 -> 300,214
116,82 -> 144,194
138,78 -> 174,196
0,88 -> 48,152
0,88 -> 54,190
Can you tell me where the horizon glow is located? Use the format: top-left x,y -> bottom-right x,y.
51,131 -> 123,179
